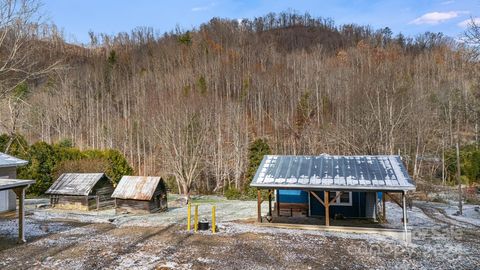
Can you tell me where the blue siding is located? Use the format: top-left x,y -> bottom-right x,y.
277,189 -> 378,218
310,191 -> 367,218
278,190 -> 308,204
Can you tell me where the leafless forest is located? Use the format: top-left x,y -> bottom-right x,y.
0,1 -> 479,195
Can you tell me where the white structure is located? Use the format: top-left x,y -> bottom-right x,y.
0,179 -> 35,243
0,152 -> 28,213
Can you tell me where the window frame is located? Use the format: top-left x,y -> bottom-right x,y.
328,191 -> 353,206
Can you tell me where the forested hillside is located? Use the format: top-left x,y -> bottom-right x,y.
0,7 -> 479,196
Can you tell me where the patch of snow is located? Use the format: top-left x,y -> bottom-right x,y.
156,261 -> 192,270
441,203 -> 480,227
217,222 -> 401,244
0,219 -> 72,238
383,202 -> 438,229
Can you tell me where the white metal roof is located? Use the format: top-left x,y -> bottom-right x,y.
0,179 -> 35,191
0,152 -> 28,168
250,155 -> 415,191
46,173 -> 108,196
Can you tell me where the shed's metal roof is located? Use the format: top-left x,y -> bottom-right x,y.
46,173 -> 107,196
112,176 -> 163,201
251,155 -> 415,191
0,179 -> 35,191
0,152 -> 28,168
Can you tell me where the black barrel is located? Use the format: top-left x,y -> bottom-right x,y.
198,221 -> 209,230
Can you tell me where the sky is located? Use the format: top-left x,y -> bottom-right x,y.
42,0 -> 480,44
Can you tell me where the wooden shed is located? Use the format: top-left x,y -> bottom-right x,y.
46,173 -> 115,211
112,176 -> 167,214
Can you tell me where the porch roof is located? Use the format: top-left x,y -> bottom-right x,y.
250,155 -> 415,192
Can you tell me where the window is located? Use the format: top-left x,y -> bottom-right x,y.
328,191 -> 352,206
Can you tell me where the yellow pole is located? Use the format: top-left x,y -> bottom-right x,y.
212,205 -> 216,234
187,202 -> 191,231
194,204 -> 199,232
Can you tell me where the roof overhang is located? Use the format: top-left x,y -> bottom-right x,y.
250,154 -> 416,192
251,183 -> 414,192
0,179 -> 35,191
0,161 -> 28,168
0,152 -> 28,168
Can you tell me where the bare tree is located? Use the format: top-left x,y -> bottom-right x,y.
154,100 -> 210,202
464,17 -> 480,58
0,0 -> 60,99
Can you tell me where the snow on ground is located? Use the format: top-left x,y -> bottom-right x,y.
439,203 -> 480,227
28,197 -> 269,228
383,201 -> 438,229
0,218 -> 73,238
1,196 -> 480,269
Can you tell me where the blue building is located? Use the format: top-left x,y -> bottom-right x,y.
251,154 -> 415,231
277,189 -> 377,218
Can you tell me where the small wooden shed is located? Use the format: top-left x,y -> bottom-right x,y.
112,176 -> 167,214
46,173 -> 115,211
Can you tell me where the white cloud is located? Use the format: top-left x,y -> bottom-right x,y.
441,0 -> 455,5
191,2 -> 216,12
458,17 -> 480,28
192,6 -> 208,12
410,11 -> 462,25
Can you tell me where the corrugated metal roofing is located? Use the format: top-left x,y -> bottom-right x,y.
46,173 -> 107,196
0,179 -> 35,191
0,152 -> 28,168
111,176 -> 163,201
251,155 -> 415,191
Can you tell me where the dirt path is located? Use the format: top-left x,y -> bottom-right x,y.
414,202 -> 480,228
413,202 -> 480,247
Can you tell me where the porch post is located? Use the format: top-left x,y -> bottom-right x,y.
13,187 -> 26,243
382,192 -> 386,221
324,191 -> 330,226
276,189 -> 280,217
257,189 -> 262,223
268,189 -> 272,217
402,191 -> 407,233
307,191 -> 311,217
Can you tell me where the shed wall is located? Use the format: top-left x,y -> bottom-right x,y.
0,167 -> 18,213
277,189 -> 374,218
365,192 -> 377,219
50,195 -> 91,211
309,191 -> 369,218
115,199 -> 152,214
92,178 -> 115,210
278,190 -> 309,204
115,194 -> 167,214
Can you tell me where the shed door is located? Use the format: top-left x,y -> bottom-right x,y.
157,195 -> 162,208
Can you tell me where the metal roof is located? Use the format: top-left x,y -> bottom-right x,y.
0,179 -> 35,191
46,173 -> 107,196
251,155 -> 415,191
112,176 -> 163,201
0,152 -> 28,168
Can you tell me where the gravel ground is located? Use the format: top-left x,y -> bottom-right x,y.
0,196 -> 479,269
